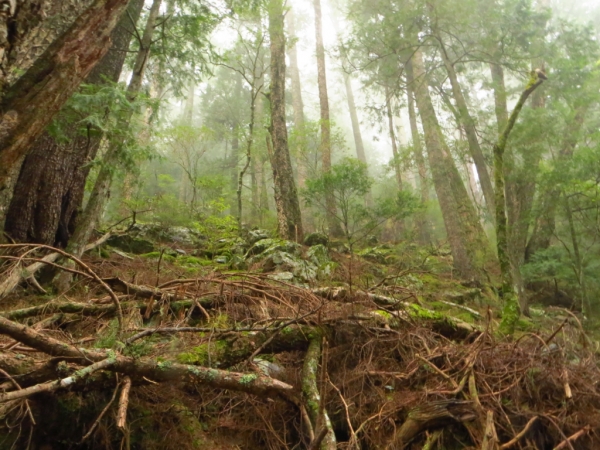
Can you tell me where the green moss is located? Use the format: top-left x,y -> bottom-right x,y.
139,252 -> 176,262
408,304 -> 443,321
177,340 -> 229,366
240,373 -> 258,385
95,319 -> 120,348
177,256 -> 212,266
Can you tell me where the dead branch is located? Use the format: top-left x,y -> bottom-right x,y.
116,376 -> 131,430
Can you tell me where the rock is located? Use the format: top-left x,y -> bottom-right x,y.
107,235 -> 155,254
175,249 -> 187,255
214,256 -> 229,264
366,235 -> 379,245
247,229 -> 269,245
246,239 -> 300,257
303,232 -> 329,247
267,271 -> 294,281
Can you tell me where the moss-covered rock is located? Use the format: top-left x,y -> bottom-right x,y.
107,235 -> 156,254
246,238 -> 300,257
303,232 -> 329,247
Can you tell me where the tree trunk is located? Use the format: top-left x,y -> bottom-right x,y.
407,51 -> 492,280
406,79 -> 432,244
313,0 -> 342,237
489,62 -> 508,134
496,74 -> 545,335
385,87 -> 403,190
0,0 -> 132,223
437,39 -> 495,216
286,9 -> 307,190
267,0 -> 303,242
3,0 -> 144,246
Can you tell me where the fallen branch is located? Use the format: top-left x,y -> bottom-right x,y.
553,425 -> 590,450
116,376 -> 131,430
500,416 -> 538,449
0,315 -> 294,398
0,358 -> 115,403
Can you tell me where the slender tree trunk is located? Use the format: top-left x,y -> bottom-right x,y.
183,80 -> 195,126
407,51 -> 492,280
489,62 -> 508,134
563,196 -> 590,316
313,0 -> 342,237
3,0 -> 144,246
267,0 -> 303,242
0,0 -> 132,230
496,74 -> 545,335
437,39 -> 495,216
406,80 -> 432,244
385,86 -> 403,190
286,9 -> 307,190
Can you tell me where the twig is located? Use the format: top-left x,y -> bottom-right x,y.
553,425 -> 590,450
0,368 -> 35,425
500,416 -> 538,449
415,354 -> 458,388
116,376 -> 132,430
80,376 -> 121,443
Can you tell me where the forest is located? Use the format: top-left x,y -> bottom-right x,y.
0,0 -> 599,448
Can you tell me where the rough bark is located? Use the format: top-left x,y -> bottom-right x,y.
437,38 -> 495,216
267,0 -> 303,242
0,0 -> 132,222
407,51 -> 492,280
0,0 -> 96,225
4,0 -> 144,246
496,74 -> 544,335
54,0 -> 162,291
313,0 -> 342,237
406,79 -> 432,244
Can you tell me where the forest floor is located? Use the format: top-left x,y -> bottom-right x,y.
0,225 -> 599,449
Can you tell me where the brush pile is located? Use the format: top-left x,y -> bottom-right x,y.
0,243 -> 599,449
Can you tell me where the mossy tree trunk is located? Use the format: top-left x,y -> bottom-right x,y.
497,73 -> 545,335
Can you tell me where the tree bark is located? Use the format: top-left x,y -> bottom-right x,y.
53,0 -> 162,292
313,0 -> 342,237
0,0 -> 132,222
3,0 -> 144,246
407,51 -> 492,280
267,0 -> 303,242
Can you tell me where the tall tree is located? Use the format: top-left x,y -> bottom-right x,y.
286,9 -> 308,189
267,0 -> 303,241
406,79 -> 432,244
313,0 -> 342,236
4,0 -> 145,246
0,0 -> 132,230
407,50 -> 493,279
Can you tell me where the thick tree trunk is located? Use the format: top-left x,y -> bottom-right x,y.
406,80 -> 432,244
438,39 -> 495,216
267,0 -> 303,242
3,0 -> 144,246
0,0 -> 132,224
407,51 -> 492,280
313,0 -> 342,237
286,9 -> 307,190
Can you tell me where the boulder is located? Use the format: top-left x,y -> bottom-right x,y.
246,239 -> 300,257
107,235 -> 155,254
303,232 -> 329,247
